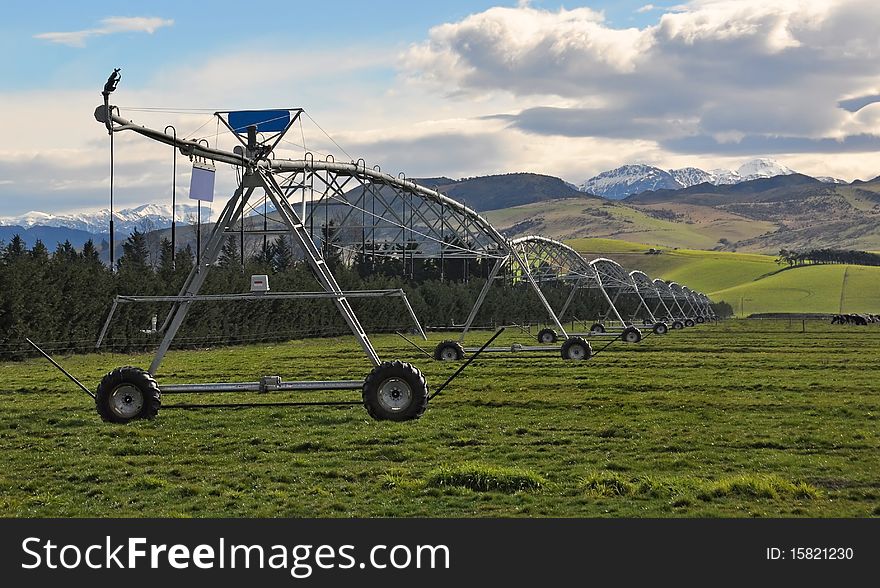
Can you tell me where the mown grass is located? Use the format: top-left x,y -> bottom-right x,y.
0,320 -> 878,517
569,238 -> 880,316
579,471 -> 820,501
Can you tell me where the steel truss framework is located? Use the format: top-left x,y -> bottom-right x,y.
96,102 -> 567,363
455,235 -> 598,345
588,258 -> 654,326
95,94 -> 525,420
630,271 -> 675,322
653,279 -> 690,321
684,287 -> 714,320
93,83 -> 599,419
671,283 -> 700,321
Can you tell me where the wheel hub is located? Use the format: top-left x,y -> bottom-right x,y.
377,377 -> 412,412
109,384 -> 144,419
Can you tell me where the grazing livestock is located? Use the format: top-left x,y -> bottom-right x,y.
831,313 -> 874,325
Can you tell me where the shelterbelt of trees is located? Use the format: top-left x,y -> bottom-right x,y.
1,230 -> 730,360
776,248 -> 880,267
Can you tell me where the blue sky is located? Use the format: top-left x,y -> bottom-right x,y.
1,1 -> 879,217
1,1 -> 662,91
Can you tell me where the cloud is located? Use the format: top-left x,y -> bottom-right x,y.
401,1 -> 880,157
34,16 -> 173,48
637,4 -> 657,13
5,2 -> 880,218
664,132 -> 880,155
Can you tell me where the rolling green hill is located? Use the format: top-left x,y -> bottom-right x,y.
485,175 -> 880,254
568,238 -> 880,316
486,198 -> 775,251
708,265 -> 878,316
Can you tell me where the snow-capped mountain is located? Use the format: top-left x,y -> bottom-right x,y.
815,176 -> 847,184
0,203 -> 203,235
580,158 -> 804,200
708,168 -> 741,185
668,167 -> 714,188
735,158 -> 795,181
580,164 -> 681,200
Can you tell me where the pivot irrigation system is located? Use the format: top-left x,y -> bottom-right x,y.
82,71 -> 534,423
27,70 -> 717,424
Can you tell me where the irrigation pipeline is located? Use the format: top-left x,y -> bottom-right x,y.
24,326 -> 505,412
163,400 -> 362,410
161,329 -> 506,410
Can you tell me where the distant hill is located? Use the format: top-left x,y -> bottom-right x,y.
625,173 -> 824,205
487,174 -> 880,253
413,172 -> 592,211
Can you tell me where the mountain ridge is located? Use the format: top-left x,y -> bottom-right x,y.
580,157 -> 799,200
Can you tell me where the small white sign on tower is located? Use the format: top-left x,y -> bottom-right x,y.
189,160 -> 216,202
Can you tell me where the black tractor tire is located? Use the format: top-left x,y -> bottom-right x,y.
560,336 -> 592,361
672,320 -> 684,330
684,318 -> 696,327
362,361 -> 428,421
696,316 -> 705,324
434,340 -> 465,362
622,326 -> 643,343
95,366 -> 161,424
537,328 -> 558,344
590,323 -> 606,334
653,322 -> 669,335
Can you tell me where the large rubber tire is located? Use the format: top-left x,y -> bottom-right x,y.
561,336 -> 592,361
672,321 -> 684,330
362,361 -> 428,421
95,366 -> 161,424
696,316 -> 705,324
684,318 -> 696,328
590,323 -> 606,334
622,326 -> 642,344
433,340 -> 465,362
537,328 -> 558,344
653,322 -> 668,335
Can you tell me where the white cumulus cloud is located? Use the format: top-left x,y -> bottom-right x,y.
400,0 -> 880,161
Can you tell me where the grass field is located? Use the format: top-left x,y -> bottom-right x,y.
2,321 -> 879,518
569,238 -> 880,316
485,198 -> 777,250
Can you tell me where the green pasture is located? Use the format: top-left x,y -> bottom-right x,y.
569,238 -> 880,316
1,321 -> 878,518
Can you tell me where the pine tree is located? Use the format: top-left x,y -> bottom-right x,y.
81,239 -> 101,264
273,235 -> 293,272
3,234 -> 26,261
118,229 -> 150,272
218,236 -> 241,268
157,237 -> 175,284
53,240 -> 78,263
251,240 -> 275,267
30,240 -> 49,261
175,245 -> 194,276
